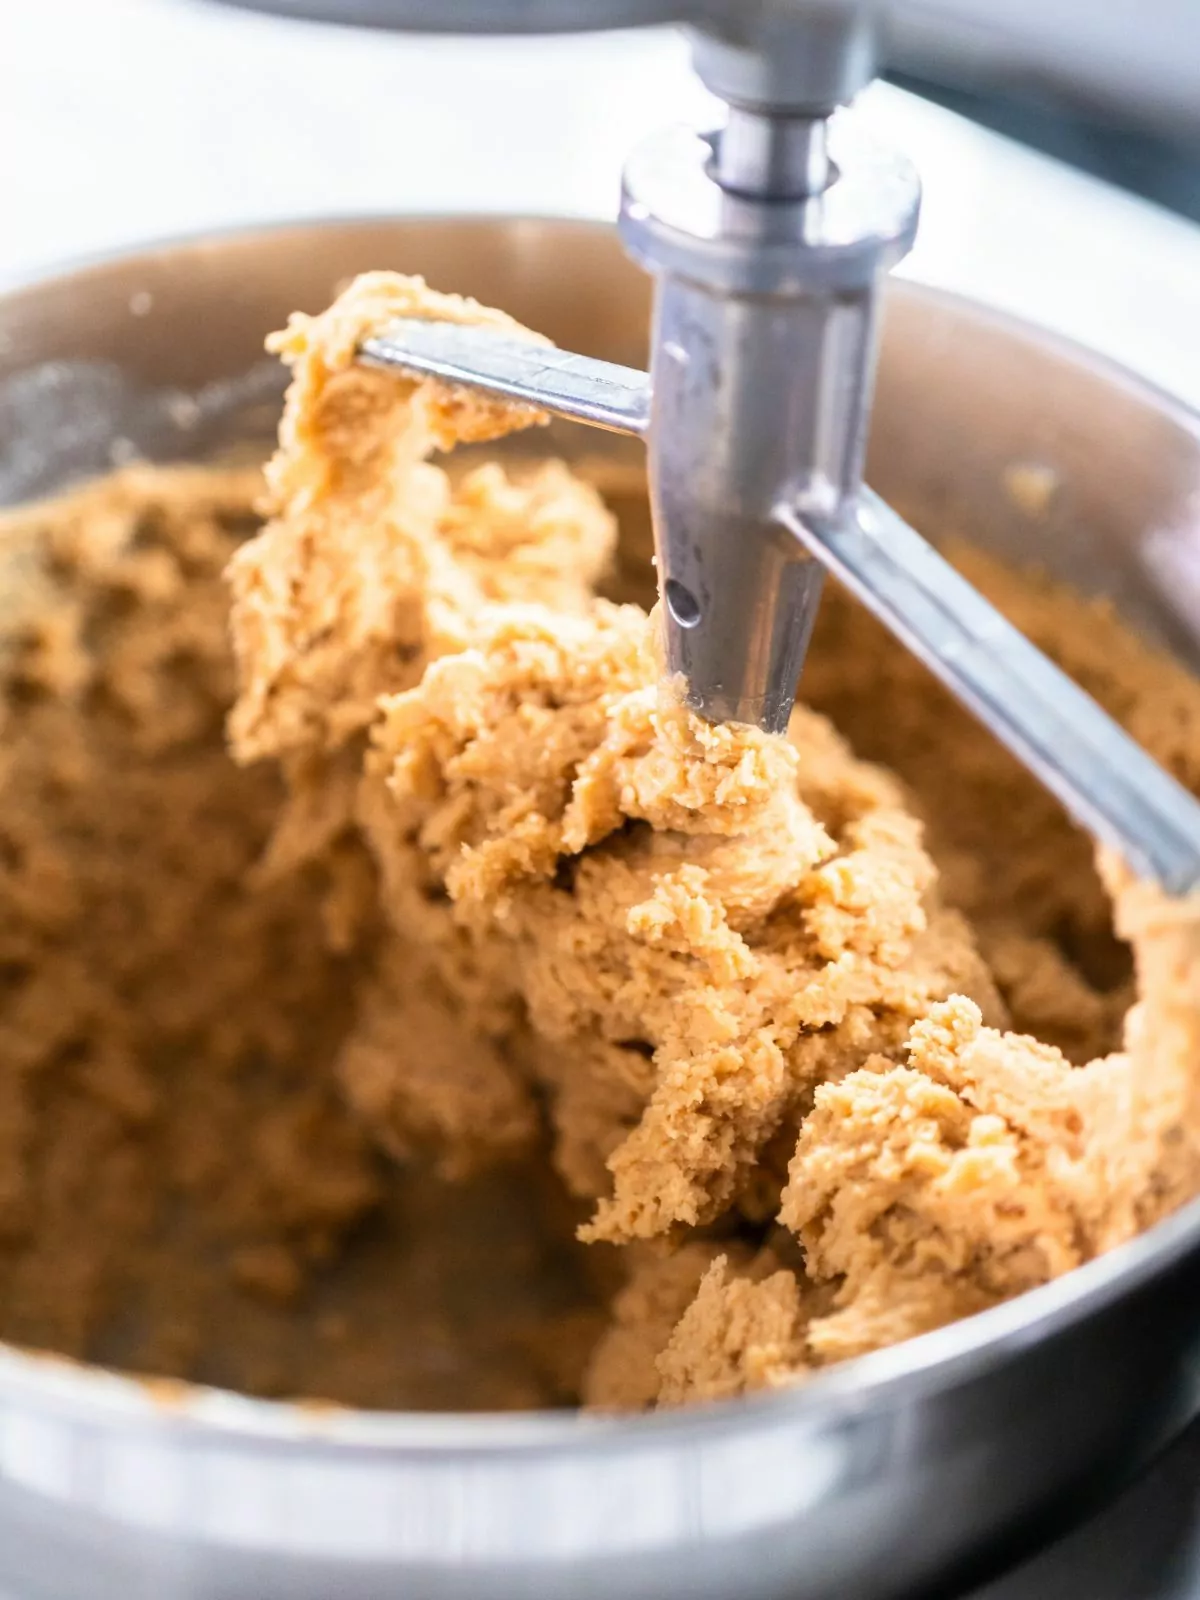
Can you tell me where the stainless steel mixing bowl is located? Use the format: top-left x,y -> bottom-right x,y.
0,217 -> 1199,1600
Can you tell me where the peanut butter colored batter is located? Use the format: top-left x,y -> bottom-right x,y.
0,271 -> 1198,1412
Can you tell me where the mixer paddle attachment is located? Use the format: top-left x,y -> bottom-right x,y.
360,319 -> 1200,897
357,2 -> 1199,893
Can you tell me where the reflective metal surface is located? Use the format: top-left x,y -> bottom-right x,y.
1,217 -> 1200,1600
362,322 -> 652,435
620,116 -> 919,730
613,0 -> 917,739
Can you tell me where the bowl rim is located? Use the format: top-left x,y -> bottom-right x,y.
2,209 -> 1199,1458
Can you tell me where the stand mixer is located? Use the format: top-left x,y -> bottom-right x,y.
222,0 -> 1200,894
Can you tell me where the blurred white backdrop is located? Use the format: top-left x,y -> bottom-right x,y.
2,0 -> 1200,408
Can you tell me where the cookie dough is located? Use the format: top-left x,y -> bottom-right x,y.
226,272 -> 1200,1407
0,462 -> 605,1408
0,269 -> 1196,1413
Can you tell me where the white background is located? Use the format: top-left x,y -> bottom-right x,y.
2,0 -> 1200,409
